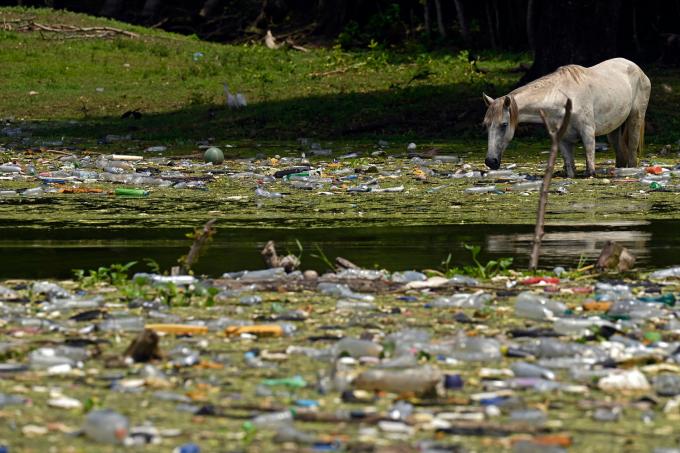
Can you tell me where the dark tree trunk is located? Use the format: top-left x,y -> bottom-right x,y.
434,0 -> 446,38
423,0 -> 430,34
526,0 -> 535,51
453,0 -> 469,44
485,0 -> 497,49
317,0 -> 349,36
492,0 -> 500,46
521,0 -> 622,83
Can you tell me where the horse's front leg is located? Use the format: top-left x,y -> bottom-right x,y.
559,141 -> 576,178
580,127 -> 597,177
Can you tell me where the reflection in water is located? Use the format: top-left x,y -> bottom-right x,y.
0,221 -> 678,278
487,230 -> 652,266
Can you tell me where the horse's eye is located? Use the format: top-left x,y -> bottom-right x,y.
500,122 -> 508,128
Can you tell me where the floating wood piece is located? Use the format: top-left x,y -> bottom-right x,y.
261,240 -> 300,273
335,256 -> 359,270
124,329 -> 162,362
596,240 -> 636,272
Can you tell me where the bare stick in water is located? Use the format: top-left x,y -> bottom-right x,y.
529,98 -> 572,271
179,219 -> 217,273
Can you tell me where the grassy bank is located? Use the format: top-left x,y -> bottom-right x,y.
1,7 -> 677,148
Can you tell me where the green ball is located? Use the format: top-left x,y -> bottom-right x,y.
204,147 -> 224,164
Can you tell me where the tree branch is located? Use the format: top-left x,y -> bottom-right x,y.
529,98 -> 572,271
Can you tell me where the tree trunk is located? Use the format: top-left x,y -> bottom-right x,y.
199,0 -> 222,18
434,0 -> 446,38
453,0 -> 469,44
100,0 -> 124,17
492,0 -> 501,46
423,0 -> 430,33
316,0 -> 350,36
526,0 -> 535,51
521,0 -> 621,83
485,1 -> 497,49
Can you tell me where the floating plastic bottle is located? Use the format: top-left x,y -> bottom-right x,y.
82,409 -> 129,444
649,267 -> 680,279
515,291 -> 567,321
251,410 -> 294,429
464,185 -> 497,194
317,282 -> 375,301
334,337 -> 383,358
353,365 -> 442,394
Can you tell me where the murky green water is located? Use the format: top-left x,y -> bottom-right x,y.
3,220 -> 678,278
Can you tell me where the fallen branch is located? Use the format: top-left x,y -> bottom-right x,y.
11,21 -> 139,39
529,98 -> 572,271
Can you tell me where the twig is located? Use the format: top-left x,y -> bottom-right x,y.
529,99 -> 572,271
309,62 -> 366,78
179,219 -> 217,273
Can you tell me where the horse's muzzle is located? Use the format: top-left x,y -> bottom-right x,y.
485,157 -> 500,170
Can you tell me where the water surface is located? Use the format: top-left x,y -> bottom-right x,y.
2,220 -> 677,278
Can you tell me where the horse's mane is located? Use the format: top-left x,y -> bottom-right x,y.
521,65 -> 587,91
485,65 -> 585,127
483,96 -> 519,128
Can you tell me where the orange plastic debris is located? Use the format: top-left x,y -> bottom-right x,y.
224,325 -> 284,337
145,324 -> 209,335
646,165 -> 664,175
582,301 -> 612,311
532,434 -> 572,447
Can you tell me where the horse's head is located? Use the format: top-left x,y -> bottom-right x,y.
482,93 -> 518,170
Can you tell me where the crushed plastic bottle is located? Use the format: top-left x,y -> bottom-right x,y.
317,282 -> 375,301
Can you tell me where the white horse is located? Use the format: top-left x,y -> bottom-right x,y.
483,58 -> 651,177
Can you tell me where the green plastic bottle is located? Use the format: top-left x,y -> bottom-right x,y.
115,188 -> 149,197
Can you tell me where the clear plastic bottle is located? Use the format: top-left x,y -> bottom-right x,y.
317,282 -> 375,301
352,365 -> 442,394
649,267 -> 680,279
511,361 -> 555,380
334,337 -> 383,358
464,185 -> 497,194
511,180 -> 543,191
82,409 -> 129,444
515,291 -> 567,320
251,410 -> 294,429
98,316 -> 145,333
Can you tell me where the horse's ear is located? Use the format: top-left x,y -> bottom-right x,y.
482,93 -> 494,106
503,96 -> 512,108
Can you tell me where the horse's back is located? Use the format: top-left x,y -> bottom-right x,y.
587,58 -> 648,86
584,58 -> 650,134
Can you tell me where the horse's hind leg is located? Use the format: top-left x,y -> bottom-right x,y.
559,140 -> 576,178
608,127 -> 625,167
579,127 -> 597,177
621,113 -> 643,167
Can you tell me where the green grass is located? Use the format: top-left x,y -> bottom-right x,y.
0,7 -> 531,147
2,7 -> 678,148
